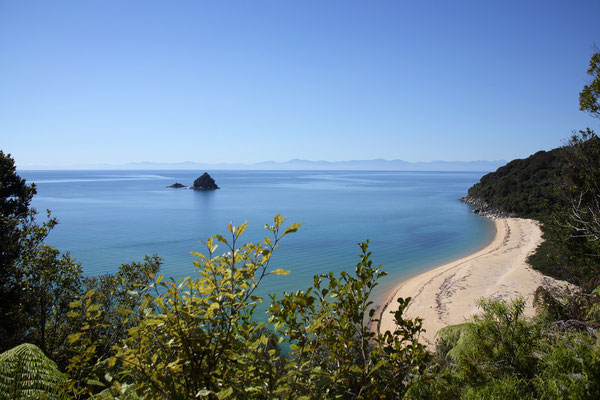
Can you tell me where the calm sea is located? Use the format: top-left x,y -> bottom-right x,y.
20,170 -> 494,308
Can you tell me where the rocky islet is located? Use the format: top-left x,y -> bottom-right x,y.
166,173 -> 220,190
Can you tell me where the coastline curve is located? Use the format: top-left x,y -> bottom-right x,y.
378,218 -> 570,346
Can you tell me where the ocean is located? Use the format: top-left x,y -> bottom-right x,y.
20,170 -> 495,308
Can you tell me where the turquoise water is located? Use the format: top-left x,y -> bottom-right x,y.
20,170 -> 494,306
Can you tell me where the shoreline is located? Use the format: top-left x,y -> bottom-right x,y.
375,220 -> 498,334
377,217 -> 569,346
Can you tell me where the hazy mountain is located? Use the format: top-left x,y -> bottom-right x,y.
30,159 -> 505,171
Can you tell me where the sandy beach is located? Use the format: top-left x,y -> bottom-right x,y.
378,218 -> 570,347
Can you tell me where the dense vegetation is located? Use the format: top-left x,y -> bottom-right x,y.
467,147 -> 564,218
1,52 -> 599,399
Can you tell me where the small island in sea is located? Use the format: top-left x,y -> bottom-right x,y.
166,173 -> 220,190
191,172 -> 219,190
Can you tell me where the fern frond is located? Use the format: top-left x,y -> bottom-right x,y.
0,343 -> 66,400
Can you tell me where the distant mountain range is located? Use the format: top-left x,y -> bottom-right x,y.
58,158 -> 506,172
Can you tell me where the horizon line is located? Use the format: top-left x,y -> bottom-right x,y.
16,158 -> 507,171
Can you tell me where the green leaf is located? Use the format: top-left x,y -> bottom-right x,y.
69,300 -> 82,308
350,365 -> 363,373
271,268 -> 291,276
265,224 -> 275,233
283,222 -> 303,235
368,359 -> 387,375
206,302 -> 220,317
67,332 -> 83,343
215,234 -> 229,244
236,221 -> 248,236
218,387 -> 234,399
88,304 -> 101,312
274,214 -> 284,228
196,389 -> 212,397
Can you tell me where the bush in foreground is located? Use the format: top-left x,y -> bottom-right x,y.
60,216 -> 429,399
409,296 -> 600,399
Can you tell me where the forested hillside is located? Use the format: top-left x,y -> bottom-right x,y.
465,131 -> 600,286
467,147 -> 564,218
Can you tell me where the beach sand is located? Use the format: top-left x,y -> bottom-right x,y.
378,218 -> 570,347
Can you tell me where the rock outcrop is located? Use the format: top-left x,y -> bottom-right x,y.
191,173 -> 220,190
167,182 -> 187,188
460,195 -> 514,220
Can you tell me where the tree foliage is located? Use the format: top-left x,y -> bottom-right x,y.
21,246 -> 82,367
411,297 -> 600,399
64,257 -> 163,398
0,151 -> 40,350
55,217 -> 431,400
466,148 -> 564,218
269,241 -> 429,399
553,129 -> 600,280
0,151 -> 86,357
580,51 -> 600,118
105,218 -> 295,399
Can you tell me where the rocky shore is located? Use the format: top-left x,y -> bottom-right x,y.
460,195 -> 514,220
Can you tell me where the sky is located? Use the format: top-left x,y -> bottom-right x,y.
1,0 -> 599,168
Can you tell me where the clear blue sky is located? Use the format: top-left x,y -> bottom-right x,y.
1,0 -> 599,168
